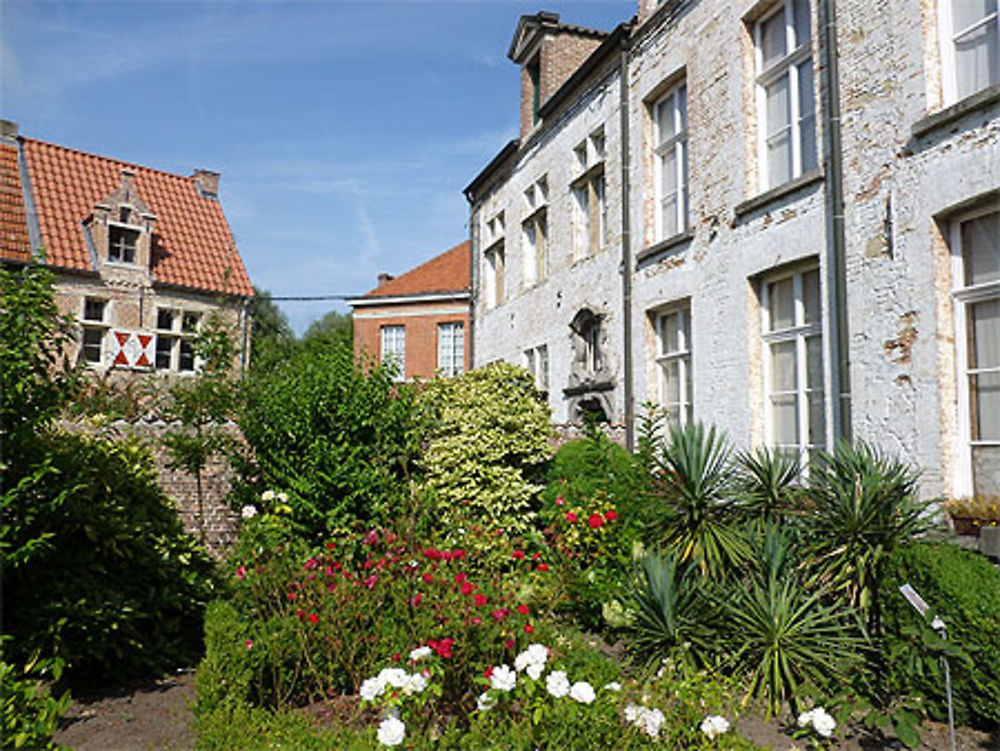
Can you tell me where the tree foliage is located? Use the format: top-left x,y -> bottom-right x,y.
249,287 -> 294,369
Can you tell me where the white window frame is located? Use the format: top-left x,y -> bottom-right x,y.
754,0 -> 816,192
525,344 -> 549,391
655,303 -> 692,427
572,129 -> 608,259
653,82 -> 689,241
950,206 -> 1000,497
522,210 -> 548,287
437,322 -> 465,377
380,324 -> 406,381
761,264 -> 824,465
483,242 -> 505,308
939,0 -> 1000,104
80,297 -> 109,365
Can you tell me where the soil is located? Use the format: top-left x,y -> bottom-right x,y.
53,671 -> 998,751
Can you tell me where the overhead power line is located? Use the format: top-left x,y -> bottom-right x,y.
264,294 -> 353,301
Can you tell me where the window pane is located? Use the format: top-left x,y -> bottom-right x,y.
661,196 -> 679,239
657,95 -> 676,143
970,299 -> 1000,369
662,312 -> 682,353
179,340 -> 195,371
768,277 -> 795,331
761,8 -> 788,69
768,133 -> 792,187
972,445 -> 1000,495
806,335 -> 824,388
766,76 -> 791,136
661,147 -> 678,195
955,19 -> 1000,99
797,59 -> 817,173
953,0 -> 994,34
770,340 -> 798,391
84,299 -> 105,321
539,346 -> 549,390
971,372 -> 1000,440
156,337 -> 172,369
677,85 -> 687,131
962,212 -> 1000,286
663,360 -> 681,404
771,394 -> 799,444
83,328 -> 102,363
807,392 -> 825,445
157,309 -> 174,330
803,268 -> 821,323
793,0 -> 811,47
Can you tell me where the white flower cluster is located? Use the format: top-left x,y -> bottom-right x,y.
260,489 -> 288,502
490,664 -> 517,692
376,716 -> 405,746
408,646 -> 432,662
798,707 -> 836,738
240,505 -> 257,520
700,714 -> 731,739
513,643 -> 549,680
359,667 -> 428,701
625,703 -> 666,739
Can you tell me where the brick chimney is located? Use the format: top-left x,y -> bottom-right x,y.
508,13 -> 608,139
192,168 -> 220,198
377,272 -> 395,287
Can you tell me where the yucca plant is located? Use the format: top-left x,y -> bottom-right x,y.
736,446 -> 802,527
725,573 -> 862,716
805,441 -> 933,637
646,421 -> 750,578
622,550 -> 713,666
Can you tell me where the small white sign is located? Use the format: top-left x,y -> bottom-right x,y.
899,583 -> 946,632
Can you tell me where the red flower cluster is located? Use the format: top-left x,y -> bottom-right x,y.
421,547 -> 466,561
427,637 -> 454,659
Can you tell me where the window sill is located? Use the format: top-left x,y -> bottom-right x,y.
912,84 -> 1000,139
733,168 -> 824,219
635,229 -> 695,265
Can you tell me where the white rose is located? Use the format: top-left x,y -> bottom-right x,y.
642,708 -> 665,739
624,704 -> 642,723
700,714 -> 730,739
408,646 -> 432,662
491,664 -> 517,692
376,716 -> 405,747
377,668 -> 408,689
603,681 -> 622,691
546,670 -> 570,698
261,490 -> 275,502
797,709 -> 816,728
569,681 -> 595,704
811,708 -> 836,738
240,504 -> 257,519
359,677 -> 384,701
476,691 -> 496,711
402,672 -> 427,695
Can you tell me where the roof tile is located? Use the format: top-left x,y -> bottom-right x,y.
362,241 -> 470,298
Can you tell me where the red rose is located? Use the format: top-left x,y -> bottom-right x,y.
512,550 -> 526,560
308,613 -> 320,624
532,552 -> 542,561
492,608 -> 509,622
604,510 -> 619,522
474,594 -> 488,606
524,624 -> 534,634
422,572 -> 434,583
244,639 -> 254,650
391,652 -> 401,662
326,582 -> 336,592
461,582 -> 475,596
432,638 -> 454,658
422,547 -> 442,560
296,609 -> 305,618
484,666 -> 494,679
588,513 -> 605,529
555,497 -> 565,506
504,638 -> 515,650
472,616 -> 482,625
452,549 -> 466,560
536,563 -> 550,572
454,572 -> 467,583
517,604 -> 530,616
235,565 -> 247,580
286,592 -> 297,601
325,542 -> 336,550
565,512 -> 579,523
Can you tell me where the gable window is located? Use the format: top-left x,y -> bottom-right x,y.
437,322 -> 465,377
754,0 -> 816,191
108,224 -> 139,264
941,0 -> 999,102
381,324 -> 406,380
761,265 -> 824,465
951,208 -> 1000,496
525,343 -> 549,391
81,297 -> 107,364
653,83 -> 689,240
523,176 -> 548,287
655,303 -> 692,426
572,129 -> 607,259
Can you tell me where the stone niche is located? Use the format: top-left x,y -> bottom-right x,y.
564,306 -> 616,422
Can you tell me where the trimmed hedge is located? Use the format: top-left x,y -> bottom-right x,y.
882,541 -> 1000,728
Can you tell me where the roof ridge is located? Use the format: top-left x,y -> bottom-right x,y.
21,136 -> 198,183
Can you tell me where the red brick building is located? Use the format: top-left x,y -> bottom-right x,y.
0,120 -> 254,375
348,241 -> 470,380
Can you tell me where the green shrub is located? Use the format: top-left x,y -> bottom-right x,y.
236,338 -> 426,541
2,429 -> 218,688
882,541 -> 1000,728
0,645 -> 71,751
418,362 -> 552,549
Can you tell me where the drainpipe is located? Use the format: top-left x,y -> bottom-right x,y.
818,0 -> 851,442
619,35 -> 634,451
468,211 -> 478,369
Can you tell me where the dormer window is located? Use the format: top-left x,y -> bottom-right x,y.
108,224 -> 139,264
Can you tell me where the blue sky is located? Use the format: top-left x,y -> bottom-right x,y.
1,0 -> 629,334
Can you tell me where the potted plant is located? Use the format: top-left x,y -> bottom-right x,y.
942,496 -> 1000,536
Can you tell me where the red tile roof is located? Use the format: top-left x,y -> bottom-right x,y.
0,143 -> 30,263
8,137 -> 252,297
361,240 -> 470,299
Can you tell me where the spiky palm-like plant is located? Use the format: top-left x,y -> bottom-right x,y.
736,445 -> 802,527
647,421 -> 749,578
623,550 -> 712,666
726,573 -> 862,716
805,441 -> 932,637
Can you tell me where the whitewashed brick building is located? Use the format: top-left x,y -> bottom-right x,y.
465,2 -> 999,499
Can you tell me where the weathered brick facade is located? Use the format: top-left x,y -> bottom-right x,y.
467,4 -> 1000,500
